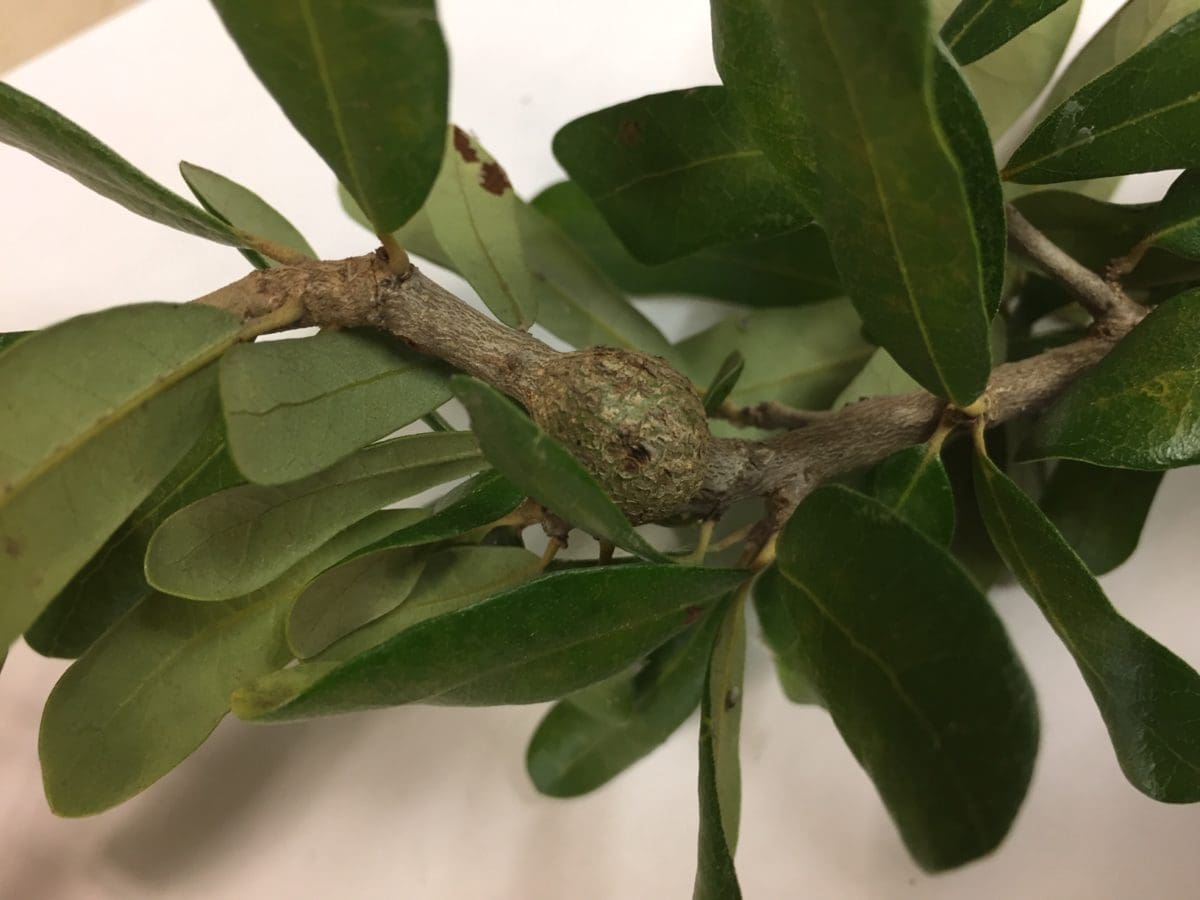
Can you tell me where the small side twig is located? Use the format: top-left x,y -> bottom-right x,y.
1006,205 -> 1142,328
716,399 -> 832,431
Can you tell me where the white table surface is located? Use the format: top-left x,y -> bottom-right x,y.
4,1 -> 1200,897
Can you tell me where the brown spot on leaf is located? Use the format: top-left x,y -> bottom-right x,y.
724,686 -> 741,711
479,161 -> 511,196
3,536 -> 21,558
452,126 -> 479,163
618,118 -> 644,147
685,606 -> 704,625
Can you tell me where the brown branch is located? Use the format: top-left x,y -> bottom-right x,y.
715,399 -> 832,431
1006,205 -> 1143,331
195,243 -> 1140,539
685,331 -> 1129,525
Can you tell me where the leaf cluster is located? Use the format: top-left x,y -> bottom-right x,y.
5,0 -> 1200,894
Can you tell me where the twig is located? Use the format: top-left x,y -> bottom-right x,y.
716,399 -> 832,431
1006,205 -> 1141,327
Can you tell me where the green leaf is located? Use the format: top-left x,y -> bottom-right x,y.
677,301 -> 873,430
702,352 -> 745,417
219,329 -> 451,484
871,445 -> 956,545
0,332 -> 30,354
710,0 -> 819,211
288,541 -> 428,659
0,304 -> 241,649
775,485 -> 1039,871
315,545 -> 542,662
531,182 -> 841,307
972,445 -> 1200,801
232,565 -> 748,721
211,0 -> 448,233
180,160 -> 317,269
1026,288 -> 1200,468
145,431 -> 484,601
527,606 -> 724,797
451,376 -> 669,562
934,49 -> 1006,316
338,472 -> 525,564
25,417 -> 244,659
758,0 -> 992,405
693,597 -> 745,900
753,566 -> 819,705
1038,462 -> 1162,575
832,348 -> 921,409
934,0 -> 1083,139
1148,169 -> 1200,260
1005,11 -> 1200,183
340,184 -> 675,359
336,471 -> 525,566
1037,0 -> 1200,120
0,82 -> 236,244
424,128 -> 537,328
553,86 -> 809,263
942,0 -> 1072,64
39,511 -> 406,817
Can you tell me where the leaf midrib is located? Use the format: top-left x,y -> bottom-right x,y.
0,333 -> 235,507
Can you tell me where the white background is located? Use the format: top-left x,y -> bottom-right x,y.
3,1 -> 1200,897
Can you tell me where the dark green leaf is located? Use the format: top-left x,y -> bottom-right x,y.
553,86 -> 809,263
0,332 -> 30,354
1036,0 -> 1200,120
532,182 -> 841,307
1148,169 -> 1200,260
145,431 -> 484,601
710,0 -> 819,210
1038,462 -> 1162,575
180,160 -> 316,269
315,545 -> 542,661
0,304 -> 241,648
871,445 -> 956,545
527,606 -> 724,797
693,597 -> 745,900
288,540 -> 428,658
219,329 -> 451,484
973,445 -> 1200,801
1005,11 -> 1200,183
232,565 -> 747,721
934,0 -> 1082,139
1026,288 -> 1200,468
25,418 -> 244,659
0,81 -> 236,244
424,128 -> 537,328
678,301 -> 873,430
756,0 -> 992,405
774,485 -> 1038,871
338,470 -> 525,565
934,49 -> 1006,316
703,352 -> 745,416
942,0 -> 1072,64
211,0 -> 448,233
753,566 -> 819,704
39,511 -> 407,817
451,376 -> 669,562
340,183 -> 675,358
